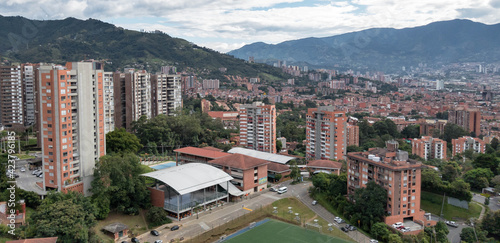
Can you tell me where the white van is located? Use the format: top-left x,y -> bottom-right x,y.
277,187 -> 288,194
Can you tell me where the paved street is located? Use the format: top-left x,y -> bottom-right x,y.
472,193 -> 500,213
14,159 -> 47,195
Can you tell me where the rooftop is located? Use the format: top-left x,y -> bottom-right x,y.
228,147 -> 296,164
267,162 -> 291,173
307,160 -> 342,169
141,163 -> 233,195
103,222 -> 128,233
174,146 -> 230,159
209,153 -> 269,170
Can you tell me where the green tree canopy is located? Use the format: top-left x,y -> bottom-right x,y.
441,123 -> 468,144
147,206 -> 172,227
371,222 -> 389,241
346,181 -> 387,231
401,125 -> 420,139
91,153 -> 150,219
464,168 -> 494,190
106,128 -> 143,154
473,154 -> 499,174
27,191 -> 96,242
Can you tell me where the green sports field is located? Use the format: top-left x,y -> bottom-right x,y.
224,219 -> 353,243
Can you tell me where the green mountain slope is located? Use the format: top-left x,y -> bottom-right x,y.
0,15 -> 284,78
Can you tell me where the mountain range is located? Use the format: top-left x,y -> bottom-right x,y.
228,19 -> 500,72
0,15 -> 286,80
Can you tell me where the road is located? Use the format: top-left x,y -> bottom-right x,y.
135,181 -> 362,243
13,159 -> 47,195
472,193 -> 500,213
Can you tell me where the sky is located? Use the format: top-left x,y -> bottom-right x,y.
2,0 -> 500,53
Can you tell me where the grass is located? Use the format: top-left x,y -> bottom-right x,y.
420,191 -> 482,220
94,210 -> 149,242
271,198 -> 354,242
224,219 -> 352,243
13,154 -> 36,160
0,236 -> 15,243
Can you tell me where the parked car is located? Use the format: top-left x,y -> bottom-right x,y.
171,225 -> 179,231
269,187 -> 277,192
349,226 -> 357,231
370,240 -> 379,243
397,226 -> 405,230
277,187 -> 288,194
312,200 -> 317,205
392,222 -> 403,228
445,221 -> 458,228
341,227 -> 349,232
334,217 -> 344,224
20,167 -> 25,172
154,240 -> 163,243
150,230 -> 159,236
32,170 -> 40,175
131,238 -> 140,243
37,173 -> 43,178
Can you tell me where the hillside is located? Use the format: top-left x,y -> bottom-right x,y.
228,19 -> 500,72
0,15 -> 285,79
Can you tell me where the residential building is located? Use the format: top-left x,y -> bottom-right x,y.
419,119 -> 447,137
209,153 -> 269,195
347,141 -> 429,226
151,74 -> 182,117
306,106 -> 347,160
103,72 -> 114,134
411,136 -> 447,160
448,108 -> 481,136
0,65 -> 23,128
452,136 -> 486,156
306,159 -> 342,175
37,62 -> 106,195
239,102 -> 277,153
174,146 -> 229,165
346,124 -> 359,146
113,70 -> 151,130
22,64 -> 36,126
202,79 -> 219,89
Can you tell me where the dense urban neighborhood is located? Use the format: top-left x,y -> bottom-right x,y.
1,12 -> 500,243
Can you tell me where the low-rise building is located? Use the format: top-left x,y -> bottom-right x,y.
411,136 -> 447,160
452,136 -> 486,156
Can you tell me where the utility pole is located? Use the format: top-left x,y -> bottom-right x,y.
440,192 -> 446,220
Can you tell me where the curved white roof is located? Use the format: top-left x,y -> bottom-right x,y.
228,147 -> 296,164
142,163 -> 233,195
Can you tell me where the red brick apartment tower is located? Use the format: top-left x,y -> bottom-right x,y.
306,107 -> 347,160
411,136 -> 447,161
452,136 -> 486,156
448,108 -> 481,136
346,124 -> 359,146
239,102 -> 277,153
347,141 -> 428,226
37,62 -> 105,195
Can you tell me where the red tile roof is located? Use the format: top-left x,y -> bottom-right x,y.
209,153 -> 269,170
267,162 -> 291,173
307,160 -> 342,169
200,146 -> 224,152
174,146 -> 229,159
7,237 -> 58,243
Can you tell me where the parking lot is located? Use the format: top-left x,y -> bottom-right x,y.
13,159 -> 46,195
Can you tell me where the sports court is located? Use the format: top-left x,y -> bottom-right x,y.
224,219 -> 353,243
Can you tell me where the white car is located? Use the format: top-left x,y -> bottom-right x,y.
392,222 -> 403,228
20,167 -> 26,172
370,240 -> 379,243
334,217 -> 344,224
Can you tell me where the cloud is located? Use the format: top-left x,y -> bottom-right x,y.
1,0 -> 499,52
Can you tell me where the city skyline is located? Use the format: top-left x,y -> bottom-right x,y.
2,0 -> 500,52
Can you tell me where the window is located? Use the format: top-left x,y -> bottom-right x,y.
47,110 -> 52,114
403,197 -> 407,201
61,81 -> 66,86
49,166 -> 54,169
60,75 -> 65,80
48,152 -> 53,155
49,173 -> 54,176
46,82 -> 51,86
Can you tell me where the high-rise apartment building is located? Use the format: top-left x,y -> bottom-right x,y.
22,64 -> 36,126
306,107 -> 347,160
151,74 -> 182,117
346,124 -> 359,147
452,136 -> 486,156
239,102 -> 276,153
103,72 -> 114,134
37,62 -> 105,195
0,65 -> 23,128
448,108 -> 481,136
347,141 -> 428,225
114,70 -> 151,130
411,136 -> 447,160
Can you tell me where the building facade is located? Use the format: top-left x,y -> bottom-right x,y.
347,142 -> 427,226
411,136 -> 447,160
448,108 -> 481,136
151,74 -> 182,117
37,62 -> 106,195
202,79 -> 219,90
451,136 -> 486,156
103,72 -> 114,134
346,124 -> 359,147
22,64 -> 36,127
306,106 -> 347,160
239,102 -> 277,153
114,70 -> 151,130
0,65 -> 24,128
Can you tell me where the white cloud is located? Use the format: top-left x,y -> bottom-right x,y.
1,0 -> 499,52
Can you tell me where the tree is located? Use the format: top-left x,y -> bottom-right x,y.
460,227 -> 489,243
492,175 -> 500,193
401,125 -> 420,139
371,222 -> 389,241
27,192 -> 96,242
106,128 -> 143,154
304,99 -> 317,108
463,168 -> 494,190
481,210 -> 500,237
485,196 -> 490,205
147,206 -> 172,227
276,139 -> 282,153
442,123 -> 468,144
346,181 -> 387,230
435,221 -> 449,235
346,145 -> 363,152
491,137 -> 499,150
289,161 -> 301,182
441,162 -> 460,182
388,234 -> 403,243
473,154 -> 499,173
91,154 -> 150,218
